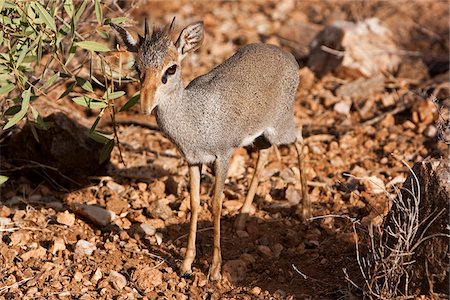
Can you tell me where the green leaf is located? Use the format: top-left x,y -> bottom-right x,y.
99,139 -> 114,163
16,44 -> 28,66
119,93 -> 140,112
63,0 -> 74,17
104,90 -> 125,100
58,81 -> 75,99
0,175 -> 8,185
0,82 -> 15,96
74,0 -> 88,23
75,41 -> 110,52
76,76 -> 93,92
42,72 -> 60,89
110,17 -> 127,25
3,88 -> 30,130
89,130 -> 111,144
3,105 -> 21,116
35,2 -> 56,32
72,96 -> 107,109
94,0 -> 102,25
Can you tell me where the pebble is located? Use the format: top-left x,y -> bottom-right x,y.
0,217 -> 12,226
139,223 -> 156,236
51,238 -> 66,254
69,203 -> 115,227
91,268 -> 103,284
56,211 -> 75,226
109,270 -> 127,291
106,181 -> 126,194
75,240 -> 97,256
257,245 -> 273,257
223,259 -> 247,283
133,267 -> 163,291
334,100 -> 352,115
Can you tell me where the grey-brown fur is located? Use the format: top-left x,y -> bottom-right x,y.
112,21 -> 308,281
156,43 -> 299,165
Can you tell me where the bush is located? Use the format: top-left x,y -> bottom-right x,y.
0,0 -> 139,184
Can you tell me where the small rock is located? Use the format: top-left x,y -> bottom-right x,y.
21,246 -> 47,261
240,253 -> 256,265
257,245 -> 273,257
222,259 -> 247,283
0,217 -> 12,226
74,271 -> 83,282
75,240 -> 96,256
250,286 -> 262,295
148,199 -> 173,220
133,267 -> 163,291
155,232 -> 163,245
223,200 -> 243,212
273,243 -> 284,258
106,198 -> 129,215
363,176 -> 386,194
236,230 -> 249,238
424,124 -> 437,138
0,206 -> 11,217
106,181 -> 125,194
137,182 -> 147,192
91,268 -> 102,284
336,75 -> 384,101
334,100 -> 352,115
69,203 -> 115,227
9,230 -> 30,246
56,211 -> 76,226
109,271 -> 127,291
285,185 -> 301,205
139,223 -> 156,236
51,237 -> 66,254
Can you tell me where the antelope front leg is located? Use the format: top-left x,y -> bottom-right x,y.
234,148 -> 270,230
209,157 -> 229,281
295,138 -> 311,220
180,164 -> 201,276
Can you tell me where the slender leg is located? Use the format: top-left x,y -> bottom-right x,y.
234,148 -> 270,230
180,164 -> 201,275
209,157 -> 229,281
295,137 -> 311,220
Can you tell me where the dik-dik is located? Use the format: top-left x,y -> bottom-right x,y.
112,20 -> 310,280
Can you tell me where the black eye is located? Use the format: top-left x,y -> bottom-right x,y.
162,65 -> 177,84
166,64 -> 177,75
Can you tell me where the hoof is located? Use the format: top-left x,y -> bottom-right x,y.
234,214 -> 247,231
208,272 -> 222,281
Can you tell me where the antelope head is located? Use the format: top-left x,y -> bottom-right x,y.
111,19 -> 204,114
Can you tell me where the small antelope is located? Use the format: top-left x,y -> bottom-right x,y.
112,19 -> 310,280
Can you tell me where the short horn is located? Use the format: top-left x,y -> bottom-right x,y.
144,18 -> 149,38
168,16 -> 176,32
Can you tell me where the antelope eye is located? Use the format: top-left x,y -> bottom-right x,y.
166,64 -> 177,75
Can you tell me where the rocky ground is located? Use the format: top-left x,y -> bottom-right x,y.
1,1 -> 449,299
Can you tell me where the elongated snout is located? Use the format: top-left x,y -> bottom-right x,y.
140,74 -> 158,115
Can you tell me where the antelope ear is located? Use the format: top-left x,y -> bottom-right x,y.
111,23 -> 139,52
175,21 -> 204,59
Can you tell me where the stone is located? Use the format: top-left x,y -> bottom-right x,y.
68,203 -> 115,227
257,245 -> 273,257
106,181 -> 125,194
132,267 -> 163,291
75,240 -> 96,256
139,223 -> 156,236
50,238 -> 66,254
222,259 -> 247,283
109,271 -> 127,291
21,246 -> 47,261
56,211 -> 76,226
91,268 -> 103,284
308,18 -> 400,78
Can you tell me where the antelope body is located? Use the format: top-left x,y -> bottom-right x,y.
112,20 -> 310,281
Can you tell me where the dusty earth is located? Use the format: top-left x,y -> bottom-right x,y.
1,0 -> 449,299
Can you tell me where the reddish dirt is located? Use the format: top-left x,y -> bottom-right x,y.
1,1 -> 449,299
